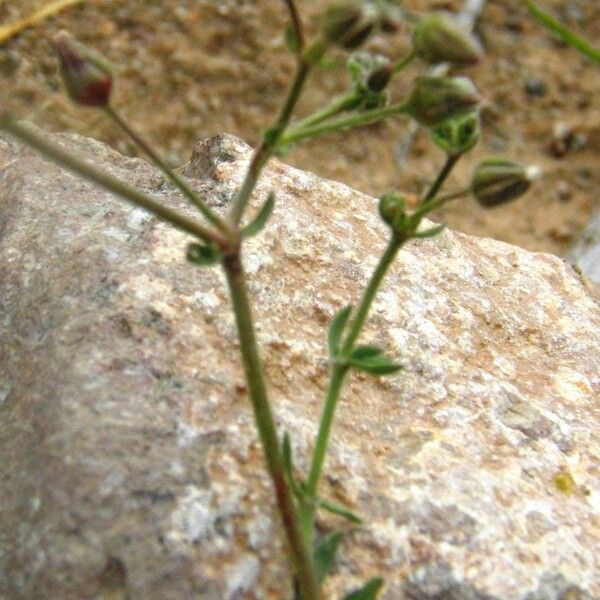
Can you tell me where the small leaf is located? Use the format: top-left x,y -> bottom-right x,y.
314,531 -> 344,583
186,242 -> 221,266
348,347 -> 402,375
241,192 -> 275,238
282,431 -> 303,498
328,305 -> 352,356
317,496 -> 363,524
413,223 -> 446,239
284,25 -> 300,54
344,577 -> 384,600
350,345 -> 382,360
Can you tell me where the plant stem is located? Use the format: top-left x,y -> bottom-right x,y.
104,105 -> 231,236
0,116 -> 217,243
280,100 -> 410,145
526,0 -> 600,65
422,154 -> 460,204
306,236 -> 403,498
282,0 -> 305,51
292,91 -> 360,131
305,364 -> 348,496
394,50 -> 415,72
229,40 -> 324,225
415,187 -> 470,217
223,251 -> 321,600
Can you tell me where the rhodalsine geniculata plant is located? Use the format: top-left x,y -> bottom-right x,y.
0,2 -> 538,598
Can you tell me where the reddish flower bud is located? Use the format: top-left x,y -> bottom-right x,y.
53,31 -> 113,107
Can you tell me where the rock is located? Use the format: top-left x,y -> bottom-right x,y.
0,130 -> 599,600
568,210 -> 600,285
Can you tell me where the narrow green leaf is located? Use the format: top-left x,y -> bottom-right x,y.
348,351 -> 402,375
282,431 -> 302,498
413,223 -> 446,239
526,1 -> 600,65
343,577 -> 384,600
241,192 -> 275,238
314,531 -> 344,583
284,25 -> 300,54
186,242 -> 221,266
317,496 -> 363,524
328,305 -> 352,356
350,345 -> 383,360
282,431 -> 294,479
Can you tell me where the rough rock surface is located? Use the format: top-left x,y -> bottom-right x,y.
0,131 -> 599,600
568,211 -> 600,285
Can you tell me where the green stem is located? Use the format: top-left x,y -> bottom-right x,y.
305,365 -> 348,496
0,116 -> 217,243
292,91 -> 360,131
283,0 -> 305,51
306,236 -> 403,499
415,187 -> 470,217
281,100 -> 410,145
104,105 -> 231,236
526,0 -> 600,65
223,252 -> 321,600
422,154 -> 460,204
229,42 -> 322,225
393,50 -> 415,72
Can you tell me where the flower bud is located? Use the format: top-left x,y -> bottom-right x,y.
413,12 -> 483,66
405,76 -> 481,127
430,111 -> 480,157
379,193 -> 408,230
322,1 -> 377,49
470,158 -> 540,207
366,62 -> 393,93
53,31 -> 113,107
348,52 -> 393,93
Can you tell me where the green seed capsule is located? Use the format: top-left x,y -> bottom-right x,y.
405,76 -> 481,127
413,12 -> 483,66
322,1 -> 377,49
470,158 -> 540,207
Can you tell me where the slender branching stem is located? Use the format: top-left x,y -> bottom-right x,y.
292,91 -> 361,131
305,364 -> 348,497
306,236 -> 404,499
0,116 -> 218,243
411,154 -> 464,223
104,105 -> 232,237
223,251 -> 321,600
283,0 -> 305,52
413,187 -> 470,219
394,50 -> 416,72
342,236 -> 404,353
229,58 -> 312,225
421,154 -> 460,204
280,100 -> 411,145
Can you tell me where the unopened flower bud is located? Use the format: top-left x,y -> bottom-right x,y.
405,76 -> 481,127
379,193 -> 408,230
430,111 -> 480,157
53,31 -> 113,107
322,1 -> 377,49
470,158 -> 540,207
413,13 -> 483,66
366,62 -> 393,92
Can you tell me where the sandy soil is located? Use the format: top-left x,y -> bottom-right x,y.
1,0 -> 599,255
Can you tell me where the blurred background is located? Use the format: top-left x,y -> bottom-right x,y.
1,0 -> 599,256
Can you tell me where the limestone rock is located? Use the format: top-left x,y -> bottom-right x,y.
0,131 -> 599,600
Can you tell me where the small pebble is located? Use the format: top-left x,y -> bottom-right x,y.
524,77 -> 548,98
